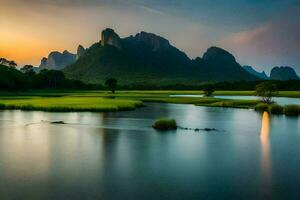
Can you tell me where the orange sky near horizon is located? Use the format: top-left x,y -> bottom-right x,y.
0,3 -> 67,66
0,0 -> 213,67
0,1 -> 97,66
0,29 -> 61,66
1,0 -> 299,73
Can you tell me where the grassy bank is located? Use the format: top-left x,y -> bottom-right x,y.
0,90 -> 299,113
0,96 -> 143,112
254,103 -> 300,116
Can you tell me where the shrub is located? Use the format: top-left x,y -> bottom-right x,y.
269,104 -> 283,114
203,86 -> 215,97
152,118 -> 177,130
254,103 -> 269,112
255,82 -> 278,104
284,105 -> 300,116
0,104 -> 5,109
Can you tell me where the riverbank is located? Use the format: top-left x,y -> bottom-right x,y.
0,96 -> 143,112
0,90 -> 299,113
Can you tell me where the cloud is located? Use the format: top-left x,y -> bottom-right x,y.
139,5 -> 164,15
220,5 -> 300,73
1,0 -> 299,73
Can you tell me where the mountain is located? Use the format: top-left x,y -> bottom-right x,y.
77,45 -> 86,59
63,28 -> 258,84
270,66 -> 300,80
192,47 -> 259,81
243,65 -> 268,79
39,45 -> 85,70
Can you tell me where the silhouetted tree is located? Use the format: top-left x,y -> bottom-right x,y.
0,58 -> 9,66
105,78 -> 117,93
203,85 -> 215,97
255,82 -> 278,104
21,65 -> 35,75
8,60 -> 17,68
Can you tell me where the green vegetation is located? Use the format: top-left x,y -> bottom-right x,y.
213,90 -> 300,98
284,105 -> 300,116
0,90 -> 299,114
203,86 -> 215,97
208,99 -> 259,108
254,103 -> 270,112
0,64 -> 92,91
152,118 -> 177,130
0,58 -> 17,67
1,61 -> 300,93
269,104 -> 284,114
255,103 -> 285,114
0,96 -> 143,112
254,103 -> 300,116
105,78 -> 117,93
64,34 -> 257,85
255,82 -> 278,104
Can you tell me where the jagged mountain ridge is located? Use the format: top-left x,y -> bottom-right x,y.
243,66 -> 268,80
40,46 -> 86,70
63,28 -> 258,84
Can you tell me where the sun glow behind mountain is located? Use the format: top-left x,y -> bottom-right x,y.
0,0 -> 299,73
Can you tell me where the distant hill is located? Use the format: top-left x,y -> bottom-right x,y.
270,66 -> 300,81
192,47 -> 258,81
243,65 -> 268,79
63,28 -> 258,85
39,46 -> 86,70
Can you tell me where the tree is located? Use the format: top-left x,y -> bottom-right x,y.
203,85 -> 215,97
38,69 -> 66,89
105,78 -> 117,93
21,65 -> 35,75
255,82 -> 278,104
21,65 -> 33,71
0,58 -> 9,66
8,60 -> 17,68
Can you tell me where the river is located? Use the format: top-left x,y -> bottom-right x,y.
0,103 -> 299,199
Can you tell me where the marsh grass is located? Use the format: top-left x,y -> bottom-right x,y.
269,104 -> 284,114
254,103 -> 269,112
152,118 -> 177,130
0,90 -> 299,114
284,105 -> 300,116
209,99 -> 259,108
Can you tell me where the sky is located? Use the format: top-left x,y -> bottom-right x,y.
0,0 -> 299,74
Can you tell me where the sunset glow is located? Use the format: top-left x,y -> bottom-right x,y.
0,0 -> 299,72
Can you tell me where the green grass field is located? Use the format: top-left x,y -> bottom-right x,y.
0,96 -> 143,112
0,90 -> 299,112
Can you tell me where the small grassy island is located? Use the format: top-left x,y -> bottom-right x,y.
152,118 -> 177,130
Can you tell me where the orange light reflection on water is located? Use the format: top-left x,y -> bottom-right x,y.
260,111 -> 272,199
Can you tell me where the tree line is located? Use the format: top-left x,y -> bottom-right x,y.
0,63 -> 93,90
0,57 -> 299,91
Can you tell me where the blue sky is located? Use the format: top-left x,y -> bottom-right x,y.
1,0 -> 299,74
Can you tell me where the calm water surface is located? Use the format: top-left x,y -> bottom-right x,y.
0,103 -> 299,200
